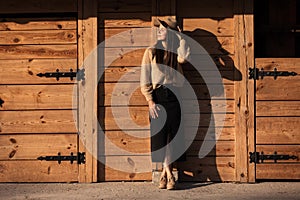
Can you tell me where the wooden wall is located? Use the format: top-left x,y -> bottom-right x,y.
0,0 -> 79,182
0,0 -> 255,183
97,0 -> 239,182
176,0 -> 236,182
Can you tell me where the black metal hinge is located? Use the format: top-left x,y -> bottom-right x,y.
37,68 -> 85,81
0,98 -> 4,107
249,151 -> 298,163
249,67 -> 297,80
37,152 -> 86,164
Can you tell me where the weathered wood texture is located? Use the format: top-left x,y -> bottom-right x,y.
99,107 -> 234,130
187,141 -> 235,156
100,51 -> 235,70
99,167 -> 152,181
255,59 -> 300,100
98,13 -> 151,28
254,57 -> 300,180
0,134 -> 77,160
256,118 -> 300,144
100,156 -> 236,182
256,101 -> 300,116
99,84 -> 234,106
103,134 -> 234,156
178,157 -> 235,182
104,126 -> 235,142
0,45 -> 77,59
104,131 -> 150,154
256,164 -> 300,179
0,59 -> 77,84
256,79 -> 300,100
0,30 -> 77,45
233,0 -> 254,182
0,18 -> 77,31
98,156 -> 152,181
99,85 -> 234,108
0,85 -> 76,110
77,0 -> 98,183
183,18 -> 234,37
189,37 -> 234,55
0,109 -> 76,135
101,66 -> 235,84
99,29 -> 152,47
0,161 -> 78,182
0,13 -> 79,183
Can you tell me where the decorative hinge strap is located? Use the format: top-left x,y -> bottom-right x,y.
249,67 -> 297,80
37,68 -> 85,81
37,152 -> 86,164
250,151 -> 298,163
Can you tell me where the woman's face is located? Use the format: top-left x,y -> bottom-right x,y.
157,24 -> 167,41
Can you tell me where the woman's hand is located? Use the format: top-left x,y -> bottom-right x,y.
177,25 -> 182,33
148,100 -> 160,119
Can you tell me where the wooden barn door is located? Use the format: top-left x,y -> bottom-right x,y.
0,15 -> 81,182
252,0 -> 300,179
97,0 -> 153,181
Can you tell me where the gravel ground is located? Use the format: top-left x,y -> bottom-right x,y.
0,182 -> 300,200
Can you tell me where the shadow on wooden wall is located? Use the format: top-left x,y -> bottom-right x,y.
175,25 -> 242,183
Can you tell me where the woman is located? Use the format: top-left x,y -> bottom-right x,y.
140,17 -> 190,190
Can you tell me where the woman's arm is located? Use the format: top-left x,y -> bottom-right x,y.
140,48 -> 160,119
140,48 -> 153,101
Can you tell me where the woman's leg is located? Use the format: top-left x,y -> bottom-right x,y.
159,164 -> 167,189
161,167 -> 167,178
163,145 -> 176,190
164,147 -> 173,177
165,163 -> 173,178
165,162 -> 176,190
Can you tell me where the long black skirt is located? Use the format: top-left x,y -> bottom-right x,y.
150,85 -> 186,163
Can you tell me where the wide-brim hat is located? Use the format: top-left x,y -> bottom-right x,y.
154,17 -> 178,31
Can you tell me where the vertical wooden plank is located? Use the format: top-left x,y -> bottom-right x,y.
78,0 -> 98,183
234,0 -> 254,183
245,0 -> 255,183
77,0 -> 85,183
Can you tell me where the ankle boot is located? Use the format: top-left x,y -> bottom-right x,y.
167,176 -> 176,190
158,176 -> 167,189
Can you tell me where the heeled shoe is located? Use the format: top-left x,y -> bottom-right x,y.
167,176 -> 176,190
158,176 -> 167,189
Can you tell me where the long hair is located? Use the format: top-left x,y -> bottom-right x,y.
151,28 -> 180,70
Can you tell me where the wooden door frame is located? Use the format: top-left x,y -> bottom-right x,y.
78,0 -> 98,183
234,0 -> 255,183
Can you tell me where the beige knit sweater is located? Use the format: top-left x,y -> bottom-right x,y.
140,38 -> 191,101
